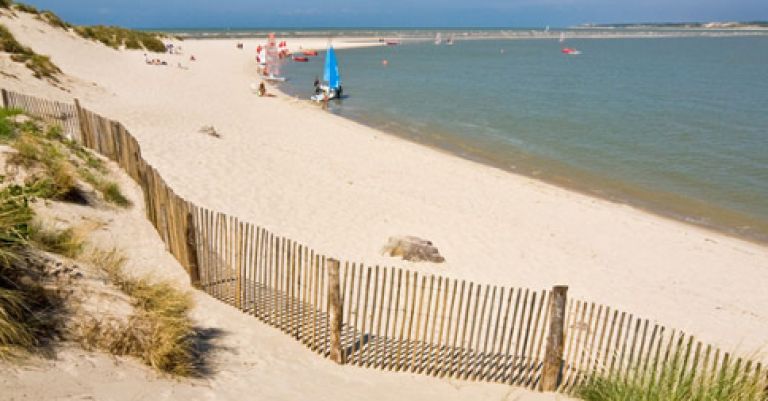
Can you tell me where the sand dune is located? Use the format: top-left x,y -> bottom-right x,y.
0,11 -> 766,397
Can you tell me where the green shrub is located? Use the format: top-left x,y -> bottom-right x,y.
0,0 -> 12,9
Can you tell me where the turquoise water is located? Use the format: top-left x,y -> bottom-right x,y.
280,37 -> 768,242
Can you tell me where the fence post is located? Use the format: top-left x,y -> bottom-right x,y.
1,89 -> 8,108
541,285 -> 568,392
73,98 -> 88,146
327,258 -> 345,364
186,210 -> 201,289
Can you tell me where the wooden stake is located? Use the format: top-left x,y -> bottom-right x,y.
328,259 -> 344,364
541,285 -> 568,392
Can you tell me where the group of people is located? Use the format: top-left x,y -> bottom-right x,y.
144,53 -> 196,66
144,54 -> 167,65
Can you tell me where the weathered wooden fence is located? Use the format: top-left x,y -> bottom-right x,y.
3,89 -> 765,395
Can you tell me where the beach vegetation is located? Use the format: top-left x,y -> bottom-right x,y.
29,223 -> 83,259
12,2 -> 37,14
10,53 -> 61,81
0,24 -> 61,81
575,355 -> 768,401
39,11 -> 70,30
0,184 -> 61,359
0,109 -> 130,207
73,25 -> 166,53
0,0 -> 12,9
77,248 -> 197,376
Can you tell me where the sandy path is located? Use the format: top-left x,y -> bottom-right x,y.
1,11 -> 767,357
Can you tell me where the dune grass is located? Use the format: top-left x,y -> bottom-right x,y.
0,184 -> 60,359
39,11 -> 70,30
0,110 -> 131,207
575,355 -> 768,401
0,23 -> 61,81
28,223 -> 82,259
78,248 -> 197,376
73,25 -> 166,53
12,2 -> 37,14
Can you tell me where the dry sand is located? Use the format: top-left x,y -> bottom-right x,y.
0,10 -> 767,398
2,156 -> 560,401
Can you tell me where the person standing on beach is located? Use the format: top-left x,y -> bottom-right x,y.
313,76 -> 321,94
258,82 -> 266,97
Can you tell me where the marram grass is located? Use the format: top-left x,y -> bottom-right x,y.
77,248 -> 197,376
576,354 -> 768,401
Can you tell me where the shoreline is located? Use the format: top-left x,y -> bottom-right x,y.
275,87 -> 768,246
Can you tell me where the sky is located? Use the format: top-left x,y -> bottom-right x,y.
23,0 -> 768,29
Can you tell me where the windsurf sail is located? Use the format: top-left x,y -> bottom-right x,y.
323,46 -> 340,90
265,33 -> 282,77
559,32 -> 565,43
435,32 -> 442,45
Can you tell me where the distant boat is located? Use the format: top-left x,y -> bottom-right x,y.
434,32 -> 442,45
292,55 -> 309,62
311,46 -> 342,101
385,39 -> 401,46
302,50 -> 318,56
561,47 -> 582,55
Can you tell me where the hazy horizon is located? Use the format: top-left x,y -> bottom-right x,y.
19,0 -> 768,29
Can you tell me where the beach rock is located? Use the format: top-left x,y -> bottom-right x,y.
382,236 -> 445,263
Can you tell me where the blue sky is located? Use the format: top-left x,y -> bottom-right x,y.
23,0 -> 768,28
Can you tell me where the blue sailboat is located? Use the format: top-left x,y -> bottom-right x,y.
311,46 -> 343,101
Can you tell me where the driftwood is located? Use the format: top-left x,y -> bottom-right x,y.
381,236 -> 445,263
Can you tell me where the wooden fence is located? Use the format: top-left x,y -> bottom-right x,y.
3,89 -> 765,395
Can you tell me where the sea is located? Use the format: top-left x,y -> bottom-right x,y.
184,29 -> 768,242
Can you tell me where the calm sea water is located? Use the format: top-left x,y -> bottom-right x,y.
279,37 -> 768,242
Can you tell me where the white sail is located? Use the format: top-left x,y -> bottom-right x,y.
434,32 -> 442,45
559,32 -> 565,43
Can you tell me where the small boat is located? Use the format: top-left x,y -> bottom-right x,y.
311,46 -> 342,102
302,50 -> 318,56
561,47 -> 582,55
446,35 -> 454,45
385,39 -> 401,46
292,56 -> 309,62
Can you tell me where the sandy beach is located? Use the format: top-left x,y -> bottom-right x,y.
0,10 -> 767,398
